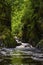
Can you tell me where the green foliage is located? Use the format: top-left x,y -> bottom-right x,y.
3,32 -> 17,48
11,0 -> 26,35
21,0 -> 43,46
0,0 -> 43,47
0,25 -> 17,48
0,0 -> 11,29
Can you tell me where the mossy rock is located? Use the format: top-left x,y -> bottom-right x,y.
36,39 -> 43,51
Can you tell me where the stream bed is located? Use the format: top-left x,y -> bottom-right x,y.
0,48 -> 43,65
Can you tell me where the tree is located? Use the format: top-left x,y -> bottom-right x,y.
0,0 -> 11,29
21,0 -> 43,46
11,0 -> 26,35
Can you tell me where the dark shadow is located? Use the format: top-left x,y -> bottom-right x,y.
0,0 -> 11,30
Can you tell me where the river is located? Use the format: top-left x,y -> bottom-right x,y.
0,47 -> 43,65
0,37 -> 43,65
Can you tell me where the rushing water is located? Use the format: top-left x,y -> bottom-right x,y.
0,48 -> 43,65
0,37 -> 43,65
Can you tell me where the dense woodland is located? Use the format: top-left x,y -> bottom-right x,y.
0,0 -> 43,47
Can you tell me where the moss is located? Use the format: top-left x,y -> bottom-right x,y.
0,25 -> 17,48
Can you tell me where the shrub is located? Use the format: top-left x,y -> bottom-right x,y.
0,25 -> 17,48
